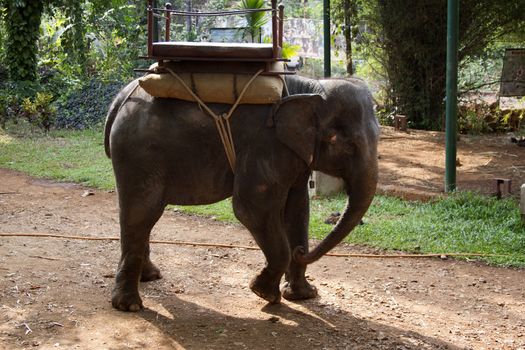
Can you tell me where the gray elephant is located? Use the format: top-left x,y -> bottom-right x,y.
104,74 -> 379,311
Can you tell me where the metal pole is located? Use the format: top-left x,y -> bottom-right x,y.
445,0 -> 459,192
323,0 -> 331,77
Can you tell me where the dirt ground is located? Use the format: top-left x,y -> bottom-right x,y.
1,127 -> 525,350
378,127 -> 525,200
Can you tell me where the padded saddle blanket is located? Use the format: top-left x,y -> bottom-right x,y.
138,62 -> 284,105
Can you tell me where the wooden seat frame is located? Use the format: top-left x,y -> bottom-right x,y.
143,0 -> 290,75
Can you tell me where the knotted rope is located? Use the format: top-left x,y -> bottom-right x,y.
161,67 -> 264,172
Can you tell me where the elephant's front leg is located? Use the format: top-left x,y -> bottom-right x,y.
282,176 -> 318,301
141,243 -> 162,282
233,192 -> 290,304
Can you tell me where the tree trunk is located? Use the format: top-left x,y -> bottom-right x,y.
343,0 -> 353,75
64,2 -> 87,75
5,0 -> 44,81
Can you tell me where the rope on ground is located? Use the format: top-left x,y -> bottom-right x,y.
0,232 -> 511,259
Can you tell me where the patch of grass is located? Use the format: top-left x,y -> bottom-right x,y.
0,123 -> 114,190
346,194 -> 525,267
174,198 -> 237,223
174,193 -> 525,267
1,125 -> 524,267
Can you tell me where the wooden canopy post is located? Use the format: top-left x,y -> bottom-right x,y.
147,0 -> 153,56
278,4 -> 284,49
165,3 -> 172,41
271,0 -> 278,58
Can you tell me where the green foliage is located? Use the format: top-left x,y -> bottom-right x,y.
4,0 -> 44,81
61,1 -> 87,73
457,97 -> 525,135
359,0 -> 525,131
299,57 -> 348,78
0,90 -> 10,129
239,0 -> 269,43
263,35 -> 301,59
0,80 -> 42,128
458,43 -> 505,94
331,0 -> 362,75
20,92 -> 56,131
0,7 -> 6,67
54,78 -> 125,129
284,0 -> 322,20
281,42 -> 301,60
38,12 -> 86,84
458,104 -> 493,135
83,1 -> 145,81
500,104 -> 525,135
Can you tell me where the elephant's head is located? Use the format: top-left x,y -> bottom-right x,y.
275,78 -> 380,265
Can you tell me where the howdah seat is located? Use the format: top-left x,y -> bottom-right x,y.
144,0 -> 290,75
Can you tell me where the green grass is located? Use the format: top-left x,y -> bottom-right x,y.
180,193 -> 525,267
0,124 -> 114,190
1,124 -> 524,267
344,194 -> 525,267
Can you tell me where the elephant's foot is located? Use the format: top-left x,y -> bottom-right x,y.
140,260 -> 162,282
282,280 -> 318,301
249,270 -> 281,304
111,285 -> 143,312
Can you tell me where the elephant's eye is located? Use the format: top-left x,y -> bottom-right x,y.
332,120 -> 350,137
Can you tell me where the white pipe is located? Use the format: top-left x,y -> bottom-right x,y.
521,183 -> 525,223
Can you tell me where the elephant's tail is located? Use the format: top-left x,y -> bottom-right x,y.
104,80 -> 140,158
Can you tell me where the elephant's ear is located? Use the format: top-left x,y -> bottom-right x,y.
275,94 -> 325,166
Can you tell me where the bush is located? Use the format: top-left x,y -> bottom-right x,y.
21,92 -> 56,131
298,57 -> 348,78
54,78 -> 126,129
360,0 -> 525,131
0,80 -> 42,129
458,100 -> 495,134
458,98 -> 525,135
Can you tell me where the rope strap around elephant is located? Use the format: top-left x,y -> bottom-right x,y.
161,67 -> 264,172
0,232 -> 512,259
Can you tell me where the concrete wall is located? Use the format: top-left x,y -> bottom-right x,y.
308,171 -> 345,197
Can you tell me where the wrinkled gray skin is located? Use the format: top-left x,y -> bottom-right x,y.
104,74 -> 379,311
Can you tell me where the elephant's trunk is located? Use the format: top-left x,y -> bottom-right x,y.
293,163 -> 377,265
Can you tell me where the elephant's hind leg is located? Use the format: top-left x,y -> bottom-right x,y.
111,179 -> 166,312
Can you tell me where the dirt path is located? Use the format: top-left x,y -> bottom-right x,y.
378,127 -> 525,200
0,168 -> 524,350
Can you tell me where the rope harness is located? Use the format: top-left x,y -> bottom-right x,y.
160,67 -> 265,172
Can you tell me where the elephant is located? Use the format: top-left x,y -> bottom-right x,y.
104,73 -> 379,312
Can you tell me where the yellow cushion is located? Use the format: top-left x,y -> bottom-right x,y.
138,66 -> 283,105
